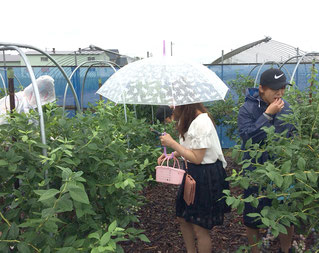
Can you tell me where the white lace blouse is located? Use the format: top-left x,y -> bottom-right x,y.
179,113 -> 227,168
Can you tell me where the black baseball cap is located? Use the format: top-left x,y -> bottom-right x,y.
260,68 -> 292,90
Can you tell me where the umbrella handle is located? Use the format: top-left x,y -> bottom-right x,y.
162,132 -> 174,159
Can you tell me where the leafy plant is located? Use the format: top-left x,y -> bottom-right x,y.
0,101 -> 160,252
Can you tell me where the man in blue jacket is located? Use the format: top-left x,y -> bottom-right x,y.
238,68 -> 294,253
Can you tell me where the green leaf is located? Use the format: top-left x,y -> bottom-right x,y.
0,160 -> 8,166
226,197 -> 235,206
88,143 -> 98,150
8,222 -> 19,239
69,185 -> 90,205
34,189 -> 59,202
251,198 -> 259,208
242,162 -> 251,169
261,208 -> 269,217
56,195 -> 73,212
17,242 -> 32,253
56,247 -> 77,253
62,158 -> 76,165
266,171 -> 275,181
91,248 -> 99,253
277,223 -> 287,234
41,208 -> 55,218
64,235 -> 77,247
281,160 -> 292,173
103,159 -> 115,166
88,232 -> 100,240
237,202 -> 244,214
297,157 -> 306,170
299,212 -> 307,221
295,172 -> 307,181
232,199 -> 241,208
273,174 -> 283,187
261,217 -> 270,227
304,196 -> 313,206
239,178 -> 249,189
246,213 -> 260,218
43,220 -> 58,233
100,232 -> 111,246
72,239 -> 85,248
138,234 -> 150,243
108,220 -> 117,233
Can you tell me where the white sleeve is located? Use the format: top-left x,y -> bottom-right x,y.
187,117 -> 214,149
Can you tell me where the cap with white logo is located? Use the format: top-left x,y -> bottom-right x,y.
260,68 -> 292,90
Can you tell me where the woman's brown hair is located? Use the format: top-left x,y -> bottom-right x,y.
174,103 -> 214,141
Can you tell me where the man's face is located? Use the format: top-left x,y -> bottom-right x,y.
259,85 -> 286,104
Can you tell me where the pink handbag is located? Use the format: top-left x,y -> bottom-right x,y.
156,155 -> 185,185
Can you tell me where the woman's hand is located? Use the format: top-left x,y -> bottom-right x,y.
159,133 -> 176,148
157,153 -> 166,165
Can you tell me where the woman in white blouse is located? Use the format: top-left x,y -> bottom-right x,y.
158,103 -> 229,253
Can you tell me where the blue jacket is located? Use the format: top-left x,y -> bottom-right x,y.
238,88 -> 294,170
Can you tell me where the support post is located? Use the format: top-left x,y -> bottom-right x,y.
7,67 -> 19,189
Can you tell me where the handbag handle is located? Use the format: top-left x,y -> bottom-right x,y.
160,156 -> 180,170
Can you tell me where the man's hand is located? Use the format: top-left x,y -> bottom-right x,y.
265,98 -> 284,115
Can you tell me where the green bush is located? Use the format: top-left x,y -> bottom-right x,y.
225,65 -> 319,239
0,101 -> 160,252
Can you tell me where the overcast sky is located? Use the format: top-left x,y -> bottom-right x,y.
2,0 -> 319,63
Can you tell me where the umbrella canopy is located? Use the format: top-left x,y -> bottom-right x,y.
96,56 -> 229,106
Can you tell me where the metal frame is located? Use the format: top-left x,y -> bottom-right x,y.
282,52 -> 319,84
0,42 -> 81,112
80,61 -> 118,111
62,60 -> 119,112
249,61 -> 291,87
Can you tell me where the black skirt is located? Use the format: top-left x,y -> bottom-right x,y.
176,160 -> 230,229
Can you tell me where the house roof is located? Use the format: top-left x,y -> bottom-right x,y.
25,50 -> 104,55
0,54 -> 21,62
211,37 -> 316,64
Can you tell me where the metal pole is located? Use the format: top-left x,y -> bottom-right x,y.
221,50 -> 224,80
7,67 -> 19,189
7,67 -> 15,113
171,41 -> 173,56
296,47 -> 299,86
98,78 -> 102,101
74,51 -> 77,66
3,51 -> 7,87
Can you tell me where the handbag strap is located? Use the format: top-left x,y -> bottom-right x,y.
183,158 -> 189,173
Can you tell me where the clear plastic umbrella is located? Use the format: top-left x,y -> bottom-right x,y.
96,56 -> 229,107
